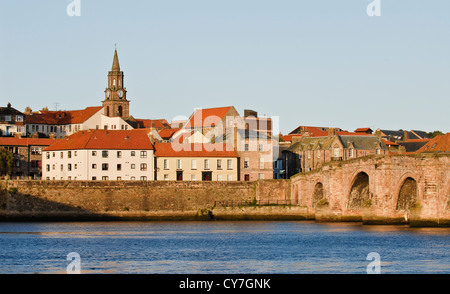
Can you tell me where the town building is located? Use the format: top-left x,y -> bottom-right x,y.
416,133 -> 449,153
375,129 -> 431,153
0,103 -> 26,137
282,128 -> 388,177
0,135 -> 58,179
154,142 -> 239,181
42,129 -> 154,181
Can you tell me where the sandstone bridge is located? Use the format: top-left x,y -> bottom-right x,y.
288,153 -> 450,225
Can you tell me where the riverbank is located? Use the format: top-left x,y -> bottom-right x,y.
1,180 -> 449,227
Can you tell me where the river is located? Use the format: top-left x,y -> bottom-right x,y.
0,221 -> 448,274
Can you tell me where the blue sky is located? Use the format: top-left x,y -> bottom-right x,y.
1,0 -> 449,134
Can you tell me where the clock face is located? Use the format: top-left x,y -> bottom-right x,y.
117,90 -> 124,98
105,90 -> 110,99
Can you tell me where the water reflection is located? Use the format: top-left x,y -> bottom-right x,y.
0,221 -> 448,274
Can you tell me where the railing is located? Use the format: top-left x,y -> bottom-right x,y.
214,200 -> 292,207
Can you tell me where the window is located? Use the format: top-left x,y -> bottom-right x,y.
130,176 -> 136,181
68,176 -> 71,181
74,151 -> 77,157
92,151 -> 97,156
52,164 -> 55,170
140,151 -> 147,158
102,151 -> 108,158
376,149 -> 381,155
333,146 -> 339,157
140,176 -> 147,181
31,147 -> 42,155
60,152 -> 64,159
92,164 -> 97,169
131,164 -> 135,169
191,174 -> 196,181
92,177 -> 97,180
227,174 -> 232,181
4,115 -> 11,122
131,151 -> 135,157
217,174 -> 222,181
349,148 -> 354,158
140,163 -> 147,171
117,151 -> 122,158
217,159 -> 222,170
227,159 -> 233,170
244,144 -> 249,151
68,151 -> 72,159
52,152 -> 55,158
60,164 -> 63,171
117,177 -> 122,181
317,151 -> 321,159
204,159 -> 209,170
68,164 -> 72,171
102,163 -> 109,171
244,158 -> 249,169
74,164 -> 77,170
117,164 -> 122,171
46,152 -> 50,159
176,159 -> 182,170
16,115 -> 23,122
164,174 -> 169,181
258,144 -> 264,152
259,173 -> 265,180
259,158 -> 264,169
191,159 -> 197,170
102,176 -> 109,181
164,159 -> 169,170
46,164 -> 50,172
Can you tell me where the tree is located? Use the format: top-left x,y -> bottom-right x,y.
0,148 -> 14,176
427,130 -> 444,138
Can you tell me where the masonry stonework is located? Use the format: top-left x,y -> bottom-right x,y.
0,153 -> 448,226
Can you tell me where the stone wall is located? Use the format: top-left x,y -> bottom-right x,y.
0,180 -> 292,221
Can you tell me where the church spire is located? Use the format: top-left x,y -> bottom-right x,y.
112,47 -> 120,71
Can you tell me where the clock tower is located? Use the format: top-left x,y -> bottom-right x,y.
102,49 -> 130,118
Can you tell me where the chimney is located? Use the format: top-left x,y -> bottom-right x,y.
403,130 -> 409,142
328,128 -> 336,138
14,132 -> 22,139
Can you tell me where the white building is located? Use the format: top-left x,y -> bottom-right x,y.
26,107 -> 133,139
42,129 -> 154,181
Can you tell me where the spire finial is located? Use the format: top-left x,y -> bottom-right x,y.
112,46 -> 120,71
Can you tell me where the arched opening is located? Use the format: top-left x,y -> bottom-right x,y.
348,172 -> 370,209
396,177 -> 417,212
106,106 -> 110,117
118,106 -> 123,117
312,182 -> 324,208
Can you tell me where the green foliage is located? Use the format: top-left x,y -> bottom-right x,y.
0,148 -> 14,176
427,130 -> 444,138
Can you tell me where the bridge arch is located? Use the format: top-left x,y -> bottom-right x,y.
347,171 -> 370,209
312,181 -> 325,208
395,175 -> 418,212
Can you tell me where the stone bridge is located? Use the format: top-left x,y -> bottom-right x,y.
289,153 -> 450,226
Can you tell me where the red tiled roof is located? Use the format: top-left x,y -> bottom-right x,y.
354,127 -> 373,132
25,107 -> 103,125
135,119 -> 170,129
158,128 -> 180,140
184,106 -> 233,129
416,133 -> 450,153
0,137 -> 59,147
43,129 -> 154,151
154,142 -> 237,157
382,139 -> 399,146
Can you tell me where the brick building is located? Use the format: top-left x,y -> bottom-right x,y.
0,103 -> 26,137
0,136 -> 58,179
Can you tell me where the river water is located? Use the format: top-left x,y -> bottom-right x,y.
0,221 -> 448,274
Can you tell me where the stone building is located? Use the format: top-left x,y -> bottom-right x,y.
283,129 -> 388,177
0,136 -> 58,179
